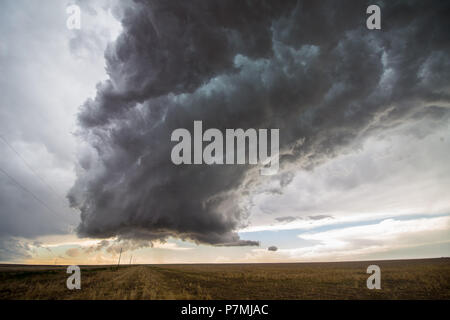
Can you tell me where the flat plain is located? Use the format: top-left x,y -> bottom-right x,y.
0,258 -> 449,299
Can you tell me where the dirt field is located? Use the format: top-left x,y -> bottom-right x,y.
0,258 -> 449,299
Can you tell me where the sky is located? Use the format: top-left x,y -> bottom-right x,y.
0,0 -> 449,265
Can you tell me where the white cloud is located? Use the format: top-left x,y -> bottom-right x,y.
242,216 -> 450,262
0,0 -> 122,241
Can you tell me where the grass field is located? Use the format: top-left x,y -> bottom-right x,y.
0,258 -> 449,300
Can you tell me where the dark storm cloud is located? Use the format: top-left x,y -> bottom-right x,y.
268,246 -> 278,252
69,0 -> 450,246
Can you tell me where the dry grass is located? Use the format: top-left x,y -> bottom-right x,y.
0,258 -> 449,300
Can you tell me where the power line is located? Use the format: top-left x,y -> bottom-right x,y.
0,166 -> 61,219
0,134 -> 67,204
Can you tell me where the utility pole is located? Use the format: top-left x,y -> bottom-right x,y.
117,248 -> 122,270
